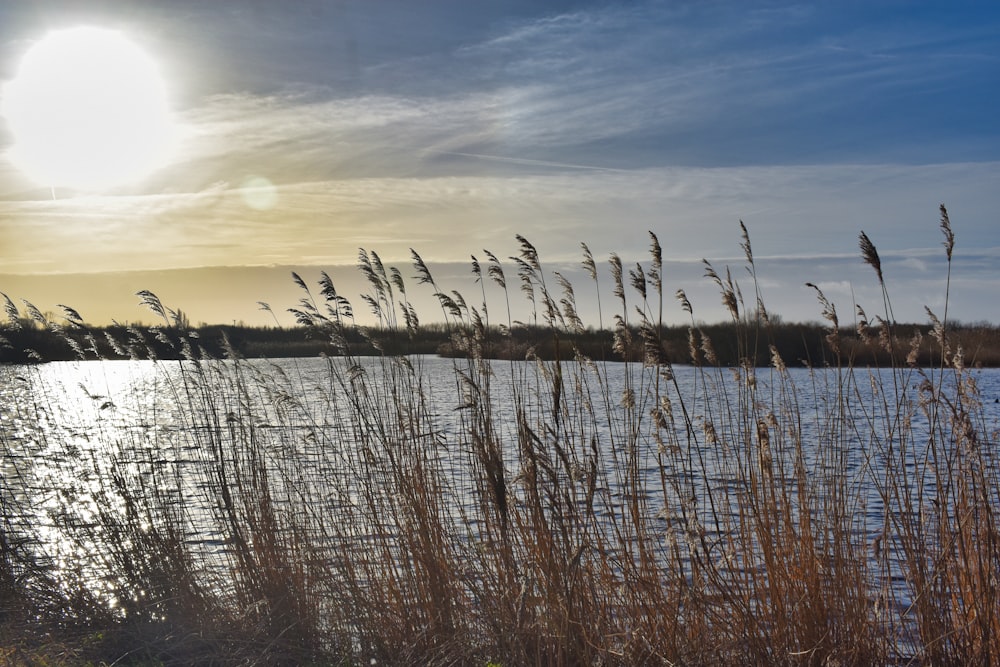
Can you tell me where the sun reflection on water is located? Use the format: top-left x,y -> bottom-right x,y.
1,356 -> 999,621
0,360 -> 200,608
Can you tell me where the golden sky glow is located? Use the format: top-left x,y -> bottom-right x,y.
0,3 -> 999,327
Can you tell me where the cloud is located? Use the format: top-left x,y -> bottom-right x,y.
897,257 -> 929,273
3,158 -> 998,282
1,1 -> 998,326
808,280 -> 854,296
143,0 -> 1000,194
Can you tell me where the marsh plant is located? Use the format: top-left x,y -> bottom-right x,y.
0,205 -> 997,665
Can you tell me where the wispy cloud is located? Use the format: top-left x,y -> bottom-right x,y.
144,0 -> 1000,185
3,159 -> 997,282
1,1 -> 998,325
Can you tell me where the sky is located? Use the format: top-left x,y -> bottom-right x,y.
0,0 -> 998,328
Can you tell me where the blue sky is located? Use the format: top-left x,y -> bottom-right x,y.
0,0 -> 998,326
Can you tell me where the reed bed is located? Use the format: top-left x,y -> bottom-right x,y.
0,205 -> 997,665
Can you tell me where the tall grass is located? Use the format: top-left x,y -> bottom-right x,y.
0,205 -> 997,665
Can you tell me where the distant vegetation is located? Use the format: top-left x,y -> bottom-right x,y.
0,206 -> 998,665
4,314 -> 1000,368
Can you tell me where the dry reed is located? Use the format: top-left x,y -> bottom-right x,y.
0,205 -> 996,665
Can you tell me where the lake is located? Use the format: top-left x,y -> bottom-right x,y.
2,354 -> 999,628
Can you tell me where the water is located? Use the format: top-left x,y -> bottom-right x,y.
2,355 -> 999,623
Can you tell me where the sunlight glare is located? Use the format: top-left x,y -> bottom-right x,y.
1,26 -> 175,191
240,175 -> 279,210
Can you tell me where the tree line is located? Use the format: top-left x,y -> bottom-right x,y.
3,317 -> 1000,368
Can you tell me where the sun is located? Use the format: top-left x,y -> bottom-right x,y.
1,26 -> 175,191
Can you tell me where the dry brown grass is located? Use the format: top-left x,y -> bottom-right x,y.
0,205 -> 996,665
